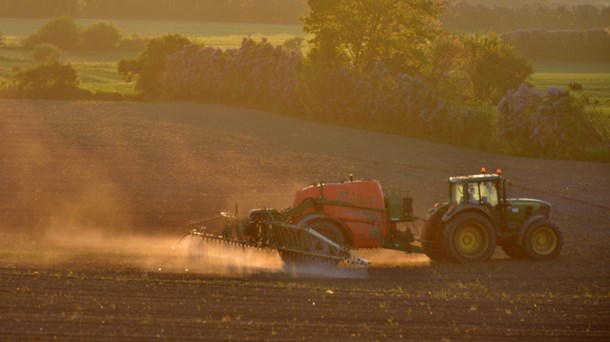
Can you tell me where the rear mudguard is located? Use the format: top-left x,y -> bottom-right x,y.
441,205 -> 494,225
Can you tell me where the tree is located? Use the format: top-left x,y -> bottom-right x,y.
81,22 -> 122,50
0,32 -> 6,48
118,34 -> 191,96
464,32 -> 533,104
424,31 -> 468,94
282,36 -> 305,52
302,0 -> 443,75
32,43 -> 62,63
22,16 -> 81,49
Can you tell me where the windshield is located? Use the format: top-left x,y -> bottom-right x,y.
479,181 -> 499,206
450,181 -> 499,206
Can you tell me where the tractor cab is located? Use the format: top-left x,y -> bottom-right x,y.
448,174 -> 501,207
444,168 -> 506,228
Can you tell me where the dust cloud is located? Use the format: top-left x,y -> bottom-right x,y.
357,249 -> 431,267
0,106 -> 431,279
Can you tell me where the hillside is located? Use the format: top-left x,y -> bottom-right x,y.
1,99 -> 609,340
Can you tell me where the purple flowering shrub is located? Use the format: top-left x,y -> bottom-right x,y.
300,63 -> 495,147
498,84 -> 607,158
164,37 -> 302,113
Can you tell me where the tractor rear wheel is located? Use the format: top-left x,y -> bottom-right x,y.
442,213 -> 496,263
421,224 -> 445,261
522,219 -> 563,260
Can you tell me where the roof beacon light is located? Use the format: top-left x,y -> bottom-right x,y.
496,169 -> 502,175
481,167 -> 487,174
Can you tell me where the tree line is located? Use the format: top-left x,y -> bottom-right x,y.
5,16 -> 609,62
443,2 -> 610,31
17,17 -> 148,51
1,0 -> 608,31
503,28 -> 610,61
0,0 -> 308,24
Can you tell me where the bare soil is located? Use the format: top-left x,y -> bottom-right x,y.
0,99 -> 609,340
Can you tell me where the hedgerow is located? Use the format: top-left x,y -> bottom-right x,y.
164,37 -> 302,113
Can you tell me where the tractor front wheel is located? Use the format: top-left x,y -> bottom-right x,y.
522,219 -> 563,260
442,213 -> 496,263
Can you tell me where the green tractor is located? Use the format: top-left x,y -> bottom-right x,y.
422,168 -> 563,263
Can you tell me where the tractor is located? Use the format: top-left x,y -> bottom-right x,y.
421,168 -> 563,262
187,170 -> 563,266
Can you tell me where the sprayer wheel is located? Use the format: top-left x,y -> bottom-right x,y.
281,218 -> 347,267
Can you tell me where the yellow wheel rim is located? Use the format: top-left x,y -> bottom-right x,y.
530,227 -> 557,255
455,224 -> 489,258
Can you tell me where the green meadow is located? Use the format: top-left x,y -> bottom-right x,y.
531,61 -> 610,115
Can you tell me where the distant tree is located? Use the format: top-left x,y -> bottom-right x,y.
464,32 -> 533,103
0,32 -> 6,48
117,34 -> 150,51
118,34 -> 191,96
22,16 -> 81,49
282,36 -> 305,52
81,22 -> 122,50
32,43 -> 62,63
302,0 -> 443,75
424,31 -> 467,93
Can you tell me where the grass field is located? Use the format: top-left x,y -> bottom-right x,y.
0,50 -> 137,95
531,61 -> 610,115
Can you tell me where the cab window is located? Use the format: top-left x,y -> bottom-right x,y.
450,183 -> 465,204
479,181 -> 499,206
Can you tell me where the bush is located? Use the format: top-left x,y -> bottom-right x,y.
497,84 -> 609,159
22,16 -> 81,49
81,22 -> 122,50
6,61 -> 89,99
32,43 -> 62,63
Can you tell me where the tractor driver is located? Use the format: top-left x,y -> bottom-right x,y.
468,184 -> 479,204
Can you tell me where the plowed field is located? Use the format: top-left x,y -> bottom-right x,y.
1,100 -> 609,340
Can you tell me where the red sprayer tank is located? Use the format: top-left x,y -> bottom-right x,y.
290,180 -> 388,248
